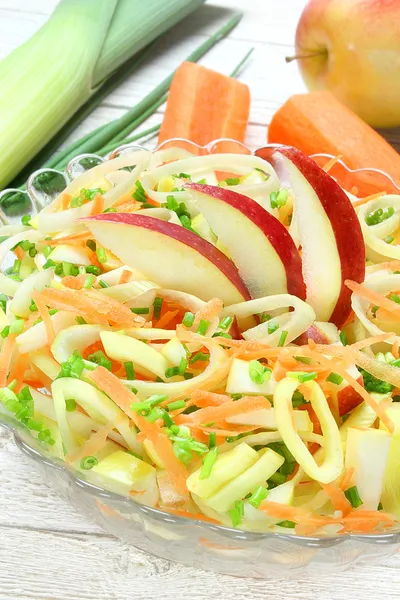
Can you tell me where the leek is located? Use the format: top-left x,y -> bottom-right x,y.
0,0 -> 206,189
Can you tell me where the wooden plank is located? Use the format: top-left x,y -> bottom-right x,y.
0,526 -> 400,600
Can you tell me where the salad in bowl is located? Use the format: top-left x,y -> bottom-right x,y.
1,141 -> 400,543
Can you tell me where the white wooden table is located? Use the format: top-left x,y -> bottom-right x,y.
1,1 -> 400,598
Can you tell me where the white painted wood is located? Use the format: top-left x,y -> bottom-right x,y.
0,0 -> 399,597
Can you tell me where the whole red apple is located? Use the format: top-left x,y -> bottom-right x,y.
294,0 -> 400,127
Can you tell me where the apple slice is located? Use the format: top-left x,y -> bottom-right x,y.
255,146 -> 365,327
187,183 -> 306,299
84,213 -> 250,306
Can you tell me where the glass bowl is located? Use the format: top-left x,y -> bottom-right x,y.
1,139 -> 400,577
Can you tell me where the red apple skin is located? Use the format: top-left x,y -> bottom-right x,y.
187,183 -> 306,300
337,380 -> 364,416
295,0 -> 400,128
86,212 -> 251,301
296,324 -> 333,346
256,145 -> 365,328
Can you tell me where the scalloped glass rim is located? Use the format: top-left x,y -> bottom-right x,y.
1,139 -> 400,575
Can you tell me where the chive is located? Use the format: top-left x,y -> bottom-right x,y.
124,361 -> 135,380
83,274 -> 96,289
29,300 -> 38,312
75,316 -> 86,325
292,390 -> 305,408
344,486 -> 363,508
230,393 -> 243,401
267,321 -> 279,334
182,312 -> 195,327
384,235 -> 394,244
165,366 -> 179,378
65,398 -> 76,412
49,309 -> 58,316
212,332 -> 232,339
87,350 -> 112,371
268,472 -> 286,485
85,265 -> 102,276
167,399 -> 186,412
98,279 -> 109,288
177,357 -> 188,376
9,319 -> 24,334
219,177 -> 240,186
248,486 -> 269,509
21,215 -> 31,226
172,441 -> 193,465
196,178 -> 207,184
196,319 -> 210,336
80,456 -> 98,470
249,360 -> 271,385
378,502 -> 384,511
153,297 -> 163,319
277,520 -> 296,529
13,259 -> 21,274
146,407 -> 164,423
219,316 -> 233,330
278,330 -> 288,347
96,247 -> 107,264
132,180 -> 147,203
287,371 -> 317,383
0,293 -> 7,313
229,500 -> 244,527
208,432 -> 216,449
389,293 -> 400,304
199,446 -> 218,479
162,411 -> 174,428
190,352 -> 209,364
184,372 -> 194,380
86,239 -> 96,252
294,356 -> 312,364
130,307 -> 149,314
260,312 -> 271,323
43,258 -> 56,269
339,330 -> 348,346
326,372 -> 343,385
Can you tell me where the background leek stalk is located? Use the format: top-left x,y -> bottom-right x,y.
0,0 -> 204,189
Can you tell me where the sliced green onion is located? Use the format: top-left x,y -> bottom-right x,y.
292,390 -> 306,408
340,330 -> 348,346
182,312 -> 195,327
344,486 -> 363,508
219,316 -> 233,330
287,371 -> 317,383
249,360 -> 271,385
21,215 -> 31,226
85,265 -> 102,276
199,446 -> 218,479
278,330 -> 288,347
1,326 -> 10,339
130,307 -> 149,314
267,321 -> 279,334
83,274 -> 96,289
75,316 -> 86,325
326,372 -> 343,385
268,472 -> 286,486
172,441 -> 192,465
178,357 -> 188,376
146,407 -> 164,423
165,366 -> 179,378
80,456 -> 98,470
212,332 -> 232,339
65,398 -> 77,412
9,319 -> 24,335
167,399 -> 186,412
276,520 -> 296,529
124,361 -> 135,380
196,320 -> 210,336
153,297 -> 163,319
229,500 -> 244,527
96,247 -> 107,264
189,352 -> 209,364
294,356 -> 312,364
248,486 -> 269,509
98,279 -> 109,288
208,432 -> 216,449
87,350 -> 112,371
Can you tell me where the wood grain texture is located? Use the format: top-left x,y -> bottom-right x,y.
0,0 -> 399,597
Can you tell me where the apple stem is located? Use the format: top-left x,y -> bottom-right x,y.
285,51 -> 327,64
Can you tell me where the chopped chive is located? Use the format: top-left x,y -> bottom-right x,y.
165,366 -> 179,378
248,486 -> 269,509
86,239 -> 96,252
172,441 -> 193,465
230,393 -> 243,401
162,411 -> 174,428
48,309 -> 58,316
277,520 -> 296,529
83,274 -> 96,289
124,361 -> 135,380
167,399 -> 186,412
196,319 -> 210,336
292,390 -> 306,408
229,500 -> 244,527
13,259 -> 21,274
208,432 -> 216,448
87,350 -> 112,371
219,316 -> 233,330
21,215 -> 31,226
98,279 -> 109,288
75,316 -> 86,325
199,446 -> 218,479
339,330 -> 348,346
43,258 -> 56,269
182,311 -> 195,327
344,486 -> 363,509
267,321 -> 279,334
29,299 -> 37,312
287,371 -> 317,383
212,332 -> 232,339
295,356 -> 312,364
189,352 -> 209,364
130,307 -> 149,314
384,235 -> 394,244
80,456 -> 98,470
132,180 -> 147,203
326,372 -> 344,385
260,312 -> 271,323
371,305 -> 379,317
153,297 -> 163,319
184,372 -> 194,380
249,360 -> 271,385
146,407 -> 165,423
96,247 -> 107,264
268,472 -> 286,485
65,398 -> 76,412
219,177 -> 240,186
278,330 -> 288,347
85,265 -> 102,276
178,357 -> 188,376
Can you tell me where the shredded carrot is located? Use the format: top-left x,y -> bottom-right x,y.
7,351 -> 29,393
155,310 -> 179,330
346,279 -> 400,318
90,193 -> 105,216
190,390 -> 230,407
393,340 -> 399,359
322,154 -> 343,173
14,246 -> 24,261
47,231 -> 91,246
67,421 -> 117,463
0,334 -> 16,387
62,274 -> 86,290
352,191 -> 388,208
118,269 -> 132,285
87,367 -> 189,497
32,291 -> 56,345
340,467 -> 355,491
193,297 -> 223,328
321,482 -> 352,515
366,259 -> 400,273
180,395 -> 271,426
39,287 -> 138,328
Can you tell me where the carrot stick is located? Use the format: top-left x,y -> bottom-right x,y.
321,482 -> 352,515
0,334 -> 16,387
155,310 -> 179,329
47,232 -> 91,246
345,280 -> 400,318
352,191 -> 388,208
181,395 -> 271,426
118,269 -> 132,285
190,390 -> 230,407
7,351 -> 29,393
267,91 -> 400,196
32,290 -> 55,345
66,421 -> 117,463
158,62 -> 250,145
193,298 -> 223,328
90,194 -> 105,216
60,193 -> 72,210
